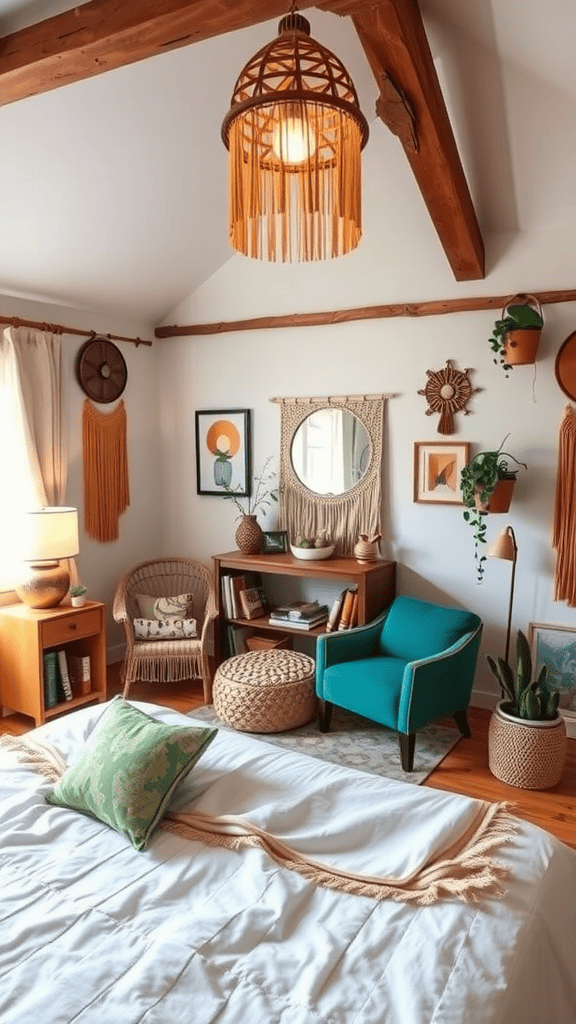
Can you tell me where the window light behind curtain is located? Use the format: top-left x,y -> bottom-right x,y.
0,327 -> 73,594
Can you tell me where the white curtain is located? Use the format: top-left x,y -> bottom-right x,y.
0,326 -> 73,594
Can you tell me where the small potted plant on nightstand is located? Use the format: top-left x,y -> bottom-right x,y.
70,584 -> 87,607
460,437 -> 527,582
486,630 -> 566,789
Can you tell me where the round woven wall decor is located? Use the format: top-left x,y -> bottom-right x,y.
76,337 -> 127,403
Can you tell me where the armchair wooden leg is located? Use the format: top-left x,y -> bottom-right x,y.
398,732 -> 416,772
453,709 -> 471,738
318,700 -> 333,733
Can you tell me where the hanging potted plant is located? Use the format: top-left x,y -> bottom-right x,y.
222,456 -> 278,554
486,630 -> 566,789
460,437 -> 527,582
488,293 -> 543,376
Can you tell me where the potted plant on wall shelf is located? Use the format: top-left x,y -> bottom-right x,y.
222,456 -> 278,554
486,629 -> 566,789
488,293 -> 543,376
460,437 -> 527,582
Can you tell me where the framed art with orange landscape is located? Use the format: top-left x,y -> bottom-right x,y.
414,441 -> 470,505
196,409 -> 251,497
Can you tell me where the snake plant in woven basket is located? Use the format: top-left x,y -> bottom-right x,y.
486,630 -> 560,721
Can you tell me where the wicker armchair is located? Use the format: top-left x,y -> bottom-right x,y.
113,558 -> 217,703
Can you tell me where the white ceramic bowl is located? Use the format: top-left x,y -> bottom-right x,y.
290,543 -> 335,561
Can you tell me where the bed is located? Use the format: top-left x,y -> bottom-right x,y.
1,698 -> 575,1023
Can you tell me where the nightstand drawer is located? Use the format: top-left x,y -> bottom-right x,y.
42,608 -> 101,648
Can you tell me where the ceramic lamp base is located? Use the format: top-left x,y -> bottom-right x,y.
15,560 -> 70,609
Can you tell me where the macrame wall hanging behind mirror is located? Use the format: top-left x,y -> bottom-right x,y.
76,336 -> 130,542
271,394 -> 388,556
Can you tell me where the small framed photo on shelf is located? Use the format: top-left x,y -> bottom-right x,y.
528,622 -> 576,729
195,409 -> 251,497
413,441 -> 470,505
262,530 -> 288,554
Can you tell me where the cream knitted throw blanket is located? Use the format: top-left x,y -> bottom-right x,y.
1,734 -> 517,905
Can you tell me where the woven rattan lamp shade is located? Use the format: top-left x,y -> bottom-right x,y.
221,10 -> 369,262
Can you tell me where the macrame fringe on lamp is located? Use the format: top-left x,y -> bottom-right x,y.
82,399 -> 130,542
221,9 -> 369,262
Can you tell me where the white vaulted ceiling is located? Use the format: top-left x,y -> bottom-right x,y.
0,0 -> 574,325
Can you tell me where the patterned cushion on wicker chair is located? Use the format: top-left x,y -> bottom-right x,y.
113,558 -> 216,702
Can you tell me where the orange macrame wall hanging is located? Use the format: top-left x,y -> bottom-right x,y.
553,405 -> 576,605
82,399 -> 130,542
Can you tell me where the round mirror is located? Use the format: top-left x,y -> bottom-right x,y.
290,409 -> 371,495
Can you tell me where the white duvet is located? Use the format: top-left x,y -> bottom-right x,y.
0,700 -> 575,1024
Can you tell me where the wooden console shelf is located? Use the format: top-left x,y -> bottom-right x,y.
212,551 -> 396,666
0,600 -> 107,727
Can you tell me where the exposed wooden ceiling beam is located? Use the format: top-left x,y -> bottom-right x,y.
0,0 -> 307,107
318,0 -> 484,281
0,0 -> 484,283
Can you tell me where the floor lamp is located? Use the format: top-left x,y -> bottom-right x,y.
488,525 -> 518,663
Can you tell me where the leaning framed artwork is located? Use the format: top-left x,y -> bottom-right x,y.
195,409 -> 251,497
413,441 -> 470,505
528,622 -> 576,730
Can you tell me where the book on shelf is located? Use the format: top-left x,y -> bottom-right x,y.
337,587 -> 358,630
230,575 -> 247,619
43,651 -> 59,708
268,612 -> 328,630
68,653 -> 91,696
239,585 -> 269,620
221,574 -> 233,618
57,650 -> 73,701
326,589 -> 348,632
270,600 -> 329,622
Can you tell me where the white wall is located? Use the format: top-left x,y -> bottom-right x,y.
157,132 -> 576,714
0,295 -> 162,659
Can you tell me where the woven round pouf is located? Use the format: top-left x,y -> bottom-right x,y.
488,702 -> 567,789
213,649 -> 317,733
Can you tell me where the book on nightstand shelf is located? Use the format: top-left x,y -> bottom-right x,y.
57,650 -> 74,701
326,589 -> 348,632
43,651 -> 59,708
68,654 -> 91,696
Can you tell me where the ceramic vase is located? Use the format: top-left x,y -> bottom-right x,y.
71,595 -> 87,607
354,533 -> 381,563
235,515 -> 263,554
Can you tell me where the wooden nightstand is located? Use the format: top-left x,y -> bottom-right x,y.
0,600 -> 107,727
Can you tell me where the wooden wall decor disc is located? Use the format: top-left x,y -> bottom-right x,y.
76,337 -> 127,403
554,330 -> 576,400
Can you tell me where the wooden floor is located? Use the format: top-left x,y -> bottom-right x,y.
2,664 -> 575,850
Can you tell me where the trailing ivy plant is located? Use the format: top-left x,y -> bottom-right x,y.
460,436 -> 527,583
488,301 -> 543,377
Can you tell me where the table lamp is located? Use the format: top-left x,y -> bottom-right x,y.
488,524 -> 518,663
15,507 -> 79,609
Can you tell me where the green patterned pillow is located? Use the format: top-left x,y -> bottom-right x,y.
46,698 -> 217,851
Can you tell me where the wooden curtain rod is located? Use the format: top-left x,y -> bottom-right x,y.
0,315 -> 152,347
154,288 -> 576,338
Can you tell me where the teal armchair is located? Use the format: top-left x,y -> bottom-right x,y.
316,596 -> 483,772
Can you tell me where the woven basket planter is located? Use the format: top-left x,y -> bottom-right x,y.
213,649 -> 317,733
488,702 -> 567,790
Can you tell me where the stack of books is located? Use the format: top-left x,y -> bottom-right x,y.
325,586 -> 359,632
268,600 -> 329,630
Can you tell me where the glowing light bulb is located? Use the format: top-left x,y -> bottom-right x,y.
272,114 -> 317,164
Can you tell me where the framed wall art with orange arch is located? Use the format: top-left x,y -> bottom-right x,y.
195,408 -> 251,497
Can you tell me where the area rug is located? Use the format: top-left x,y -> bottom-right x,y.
188,705 -> 461,786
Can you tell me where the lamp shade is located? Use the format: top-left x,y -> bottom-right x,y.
488,525 -> 517,562
19,507 -> 79,562
222,10 -> 369,263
